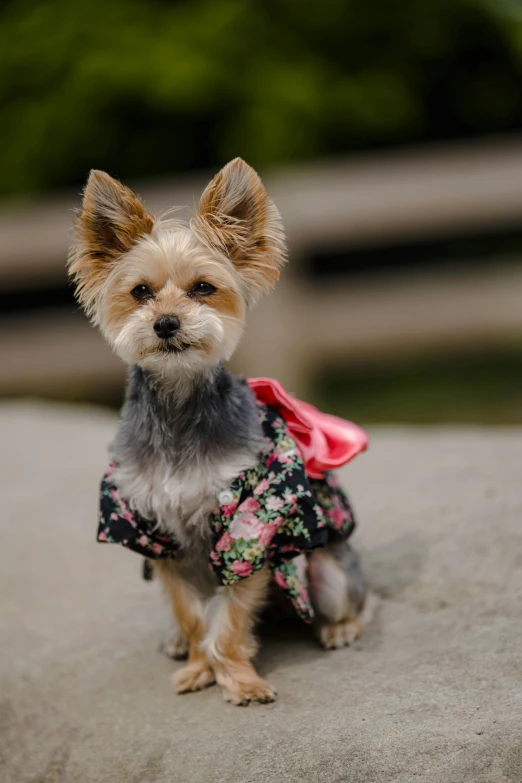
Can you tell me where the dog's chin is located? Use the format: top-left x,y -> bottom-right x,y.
158,341 -> 191,354
142,338 -> 196,359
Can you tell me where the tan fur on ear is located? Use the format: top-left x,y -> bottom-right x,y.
68,170 -> 154,315
191,158 -> 286,303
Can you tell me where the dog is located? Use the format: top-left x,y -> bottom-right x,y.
68,158 -> 376,705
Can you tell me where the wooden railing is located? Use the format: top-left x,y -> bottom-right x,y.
2,136 -> 522,398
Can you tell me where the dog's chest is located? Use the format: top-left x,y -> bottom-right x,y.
113,450 -> 256,548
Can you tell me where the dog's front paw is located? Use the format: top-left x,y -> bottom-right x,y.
171,662 -> 216,693
222,677 -> 277,706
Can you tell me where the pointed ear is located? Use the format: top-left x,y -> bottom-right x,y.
68,170 -> 154,314
191,158 -> 286,302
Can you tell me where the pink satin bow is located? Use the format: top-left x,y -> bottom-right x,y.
248,377 -> 368,479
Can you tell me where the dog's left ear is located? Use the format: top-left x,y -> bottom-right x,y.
191,158 -> 286,303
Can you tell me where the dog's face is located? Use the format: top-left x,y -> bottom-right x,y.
68,159 -> 286,374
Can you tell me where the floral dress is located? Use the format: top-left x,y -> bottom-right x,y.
98,403 -> 358,623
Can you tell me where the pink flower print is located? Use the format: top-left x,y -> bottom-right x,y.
98,531 -> 109,542
274,570 -> 287,590
266,495 -> 284,512
265,453 -> 277,469
258,522 -> 278,547
231,560 -> 253,578
138,535 -> 149,547
283,491 -> 297,506
229,513 -> 261,541
157,532 -> 173,543
327,506 -> 347,529
221,501 -> 238,518
151,543 -> 164,555
239,497 -> 261,514
216,531 -> 233,552
254,478 -> 270,495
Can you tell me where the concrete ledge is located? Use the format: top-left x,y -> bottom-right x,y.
1,403 -> 521,782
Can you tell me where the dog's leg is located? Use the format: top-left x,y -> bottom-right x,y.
161,623 -> 189,660
155,562 -> 216,693
202,565 -> 276,705
308,544 -> 378,650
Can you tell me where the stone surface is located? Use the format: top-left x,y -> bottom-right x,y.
1,402 -> 521,783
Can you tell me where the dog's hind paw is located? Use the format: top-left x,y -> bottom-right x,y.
319,593 -> 379,650
161,628 -> 189,660
319,618 -> 361,649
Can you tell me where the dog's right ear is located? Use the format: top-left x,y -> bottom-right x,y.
68,170 -> 154,315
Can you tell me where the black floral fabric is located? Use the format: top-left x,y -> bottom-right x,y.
98,404 -> 357,622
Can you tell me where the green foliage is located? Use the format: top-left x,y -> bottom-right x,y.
0,0 -> 521,196
316,343 -> 522,424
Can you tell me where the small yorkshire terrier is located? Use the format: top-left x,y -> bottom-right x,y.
68,159 -> 376,705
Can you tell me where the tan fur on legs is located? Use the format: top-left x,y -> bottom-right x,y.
203,565 -> 276,705
155,562 -> 216,693
308,547 -> 378,650
161,625 -> 189,660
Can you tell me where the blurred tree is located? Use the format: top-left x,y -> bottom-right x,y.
0,0 -> 521,196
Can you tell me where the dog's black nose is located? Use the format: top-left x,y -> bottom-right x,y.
153,315 -> 180,339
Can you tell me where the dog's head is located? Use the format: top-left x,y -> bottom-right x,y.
68,158 -> 286,375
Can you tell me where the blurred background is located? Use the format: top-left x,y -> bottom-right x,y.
2,0 -> 522,423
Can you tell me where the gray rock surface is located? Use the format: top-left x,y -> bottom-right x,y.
1,402 -> 521,783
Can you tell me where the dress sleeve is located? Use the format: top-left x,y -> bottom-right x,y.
98,472 -> 177,559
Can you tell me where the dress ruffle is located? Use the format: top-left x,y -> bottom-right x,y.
248,377 -> 368,478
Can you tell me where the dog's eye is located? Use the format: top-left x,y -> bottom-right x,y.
131,284 -> 154,301
190,282 -> 216,297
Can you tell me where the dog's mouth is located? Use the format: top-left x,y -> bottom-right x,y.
158,341 -> 191,354
140,337 -> 208,360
